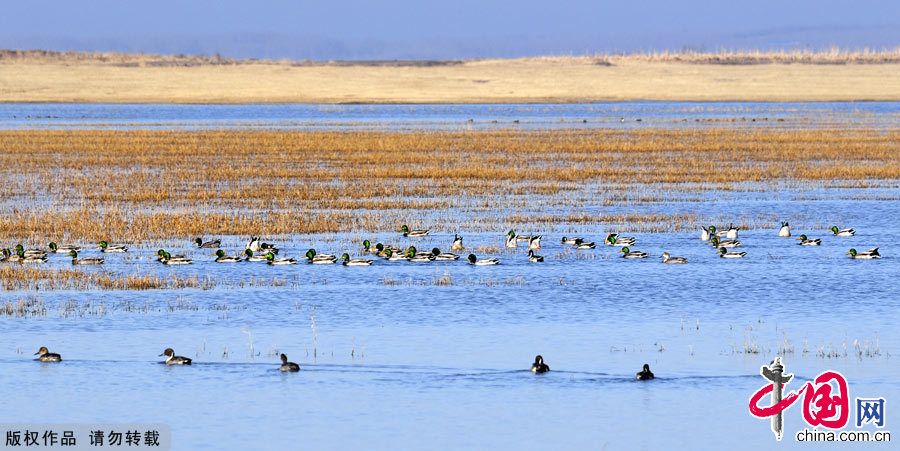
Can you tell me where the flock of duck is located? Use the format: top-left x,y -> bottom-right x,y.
1,222 -> 881,268
32,346 -> 654,379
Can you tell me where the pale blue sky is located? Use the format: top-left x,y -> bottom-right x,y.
1,0 -> 897,59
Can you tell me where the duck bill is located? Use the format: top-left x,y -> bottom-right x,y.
33,351 -> 40,355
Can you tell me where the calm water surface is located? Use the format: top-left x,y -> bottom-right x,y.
1,103 -> 898,450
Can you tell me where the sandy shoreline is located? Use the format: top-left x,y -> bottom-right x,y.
1,53 -> 899,103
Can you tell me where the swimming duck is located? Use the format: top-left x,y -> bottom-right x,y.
561,236 -> 583,245
831,226 -> 855,236
194,237 -> 221,249
431,248 -> 460,261
341,253 -> 373,266
700,227 -> 712,241
279,353 -> 300,372
34,346 -> 61,362
305,249 -> 336,264
69,250 -> 103,265
605,234 -> 636,246
157,249 -> 183,262
710,236 -> 741,248
158,250 -> 192,265
718,247 -> 746,258
467,254 -> 500,265
451,234 -> 464,251
159,348 -> 192,365
406,246 -> 434,262
710,225 -> 731,238
530,355 -> 550,374
98,240 -> 128,253
17,249 -> 47,263
214,249 -> 242,263
49,242 -> 80,254
619,246 -> 648,259
266,252 -> 296,265
527,250 -> 544,262
244,249 -> 268,262
636,363 -> 654,380
528,235 -> 542,250
515,233 -> 536,242
401,224 -> 429,238
796,235 -> 821,246
661,252 -> 688,264
362,240 -> 379,254
573,238 -> 596,249
779,221 -> 791,237
505,230 -> 518,248
847,248 -> 880,259
383,248 -> 409,261
15,244 -> 46,259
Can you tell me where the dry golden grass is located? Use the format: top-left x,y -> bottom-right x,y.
2,49 -> 899,102
0,128 -> 896,242
0,266 -> 209,290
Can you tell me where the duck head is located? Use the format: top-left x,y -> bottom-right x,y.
643,363 -> 651,372
406,246 -> 417,258
159,348 -> 175,357
534,355 -> 544,365
467,254 -> 477,264
305,249 -> 317,260
619,246 -> 631,254
341,253 -> 350,262
362,240 -> 371,249
831,225 -> 840,234
48,242 -> 58,251
431,247 -> 441,256
34,346 -> 49,356
99,240 -> 108,249
216,249 -> 226,258
68,250 -> 78,258
280,353 -> 289,364
847,248 -> 858,257
400,224 -> 410,233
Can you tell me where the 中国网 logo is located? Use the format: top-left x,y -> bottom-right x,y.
748,357 -> 891,442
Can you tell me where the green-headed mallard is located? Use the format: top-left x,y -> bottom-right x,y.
266,252 -> 296,265
574,238 -> 596,249
527,249 -> 544,262
796,235 -> 821,246
160,250 -> 192,265
407,246 -> 434,263
779,221 -> 791,237
244,249 -> 268,262
636,363 -> 654,380
847,248 -> 880,259
16,249 -> 47,263
619,246 -> 647,259
718,247 -> 746,258
341,253 -> 373,266
710,236 -> 741,248
98,240 -> 128,253
195,237 -> 221,249
383,248 -> 409,261
215,249 -> 242,263
69,250 -> 103,265
467,253 -> 500,265
16,244 -> 46,259
431,247 -> 459,261
49,242 -> 80,254
451,234 -> 464,251
831,226 -> 855,236
305,249 -> 336,264
362,239 -> 379,254
661,252 -> 688,264
561,236 -> 582,245
605,233 -> 636,246
401,224 -> 429,238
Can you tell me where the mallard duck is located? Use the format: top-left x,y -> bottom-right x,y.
709,225 -> 731,238
266,252 -> 296,265
15,249 -> 47,263
341,253 -> 373,266
573,238 -> 596,249
69,250 -> 103,265
195,237 -> 221,249
467,253 -> 500,265
244,249 -> 268,262
530,355 -> 550,374
847,248 -> 880,259
700,226 -> 712,241
605,233 -> 636,246
515,233 -> 535,242
636,363 -> 654,380
34,346 -> 62,362
778,221 -> 791,237
160,251 -> 192,265
98,240 -> 128,253
796,235 -> 821,246
710,236 -> 741,248
561,236 -> 582,245
527,250 -> 544,262
305,249 -> 336,264
528,235 -> 542,250
406,246 -> 434,262
2,249 -> 22,263
831,226 -> 855,236
279,353 -> 300,372
157,249 -> 185,262
246,236 -> 261,252
49,242 -> 80,254
15,245 -> 46,259
383,248 -> 409,261
505,230 -> 518,248
431,248 -> 459,261
362,240 -> 379,254
401,224 -> 429,238
724,223 -> 739,240
661,252 -> 688,264
619,246 -> 648,259
214,249 -> 242,263
718,247 -> 746,258
451,234 -> 464,251
159,348 -> 192,365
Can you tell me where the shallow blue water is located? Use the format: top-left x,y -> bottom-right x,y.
1,103 -> 898,450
